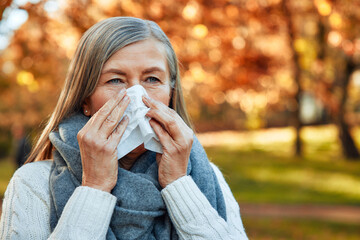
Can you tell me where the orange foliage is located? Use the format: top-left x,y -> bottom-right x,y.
0,0 -> 359,132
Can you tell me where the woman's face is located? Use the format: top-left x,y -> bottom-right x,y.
82,38 -> 172,160
83,38 -> 171,116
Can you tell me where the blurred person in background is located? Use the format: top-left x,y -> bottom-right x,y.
0,17 -> 248,239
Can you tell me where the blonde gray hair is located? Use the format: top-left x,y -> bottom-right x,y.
26,17 -> 191,163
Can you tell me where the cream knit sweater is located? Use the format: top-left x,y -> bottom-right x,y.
0,160 -> 248,240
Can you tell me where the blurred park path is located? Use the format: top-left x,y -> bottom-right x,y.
240,203 -> 360,224
1,199 -> 360,224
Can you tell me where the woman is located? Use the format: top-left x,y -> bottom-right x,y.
0,17 -> 248,239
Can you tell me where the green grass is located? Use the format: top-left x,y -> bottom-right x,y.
206,146 -> 360,205
0,158 -> 16,198
200,125 -> 360,239
201,125 -> 360,205
243,216 -> 360,240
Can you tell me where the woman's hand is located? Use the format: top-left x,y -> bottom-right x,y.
77,89 -> 130,192
143,96 -> 193,188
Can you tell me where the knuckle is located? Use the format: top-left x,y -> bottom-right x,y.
77,130 -> 84,141
98,105 -> 111,116
167,118 -> 177,128
188,132 -> 194,141
152,109 -> 161,117
177,145 -> 186,153
113,105 -> 123,115
103,145 -> 114,154
105,117 -> 116,125
166,145 -> 177,154
187,136 -> 194,146
82,133 -> 92,143
146,109 -> 154,117
87,137 -> 101,149
148,99 -> 158,109
92,140 -> 101,149
79,132 -> 93,145
186,142 -> 193,150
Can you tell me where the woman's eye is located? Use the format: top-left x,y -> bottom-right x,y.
145,77 -> 160,83
107,79 -> 123,84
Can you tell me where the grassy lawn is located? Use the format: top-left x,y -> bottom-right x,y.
206,146 -> 360,205
1,125 -> 360,239
202,125 -> 360,206
199,125 -> 360,239
206,146 -> 360,239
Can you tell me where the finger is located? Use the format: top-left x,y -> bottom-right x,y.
90,89 -> 127,130
149,119 -> 174,148
143,95 -> 188,130
143,95 -> 169,112
100,94 -> 130,138
147,109 -> 181,138
107,115 -> 129,149
144,96 -> 184,139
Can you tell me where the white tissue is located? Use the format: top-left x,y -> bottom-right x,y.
116,85 -> 163,159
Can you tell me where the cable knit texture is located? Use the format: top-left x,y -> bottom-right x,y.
0,161 -> 248,240
47,113 -> 227,240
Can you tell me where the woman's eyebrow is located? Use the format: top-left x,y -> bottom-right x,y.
102,67 -> 165,75
142,67 -> 166,74
102,68 -> 127,75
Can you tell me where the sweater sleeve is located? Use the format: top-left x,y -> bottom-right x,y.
49,187 -> 117,239
161,163 -> 248,240
0,161 -> 117,240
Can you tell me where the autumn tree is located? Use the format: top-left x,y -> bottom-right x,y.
1,0 -> 359,160
312,0 -> 360,159
0,0 -> 283,133
282,0 -> 303,156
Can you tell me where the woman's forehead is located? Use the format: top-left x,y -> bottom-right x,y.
102,39 -> 169,73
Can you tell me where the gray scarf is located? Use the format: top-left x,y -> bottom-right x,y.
49,113 -> 226,239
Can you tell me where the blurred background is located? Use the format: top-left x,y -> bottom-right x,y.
0,0 -> 360,239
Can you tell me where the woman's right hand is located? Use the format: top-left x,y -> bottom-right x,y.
77,89 -> 130,192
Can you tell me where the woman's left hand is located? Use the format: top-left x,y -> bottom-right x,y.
143,96 -> 193,188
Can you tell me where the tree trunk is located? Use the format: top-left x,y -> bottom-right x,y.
282,0 -> 302,157
337,57 -> 359,160
315,11 -> 359,160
